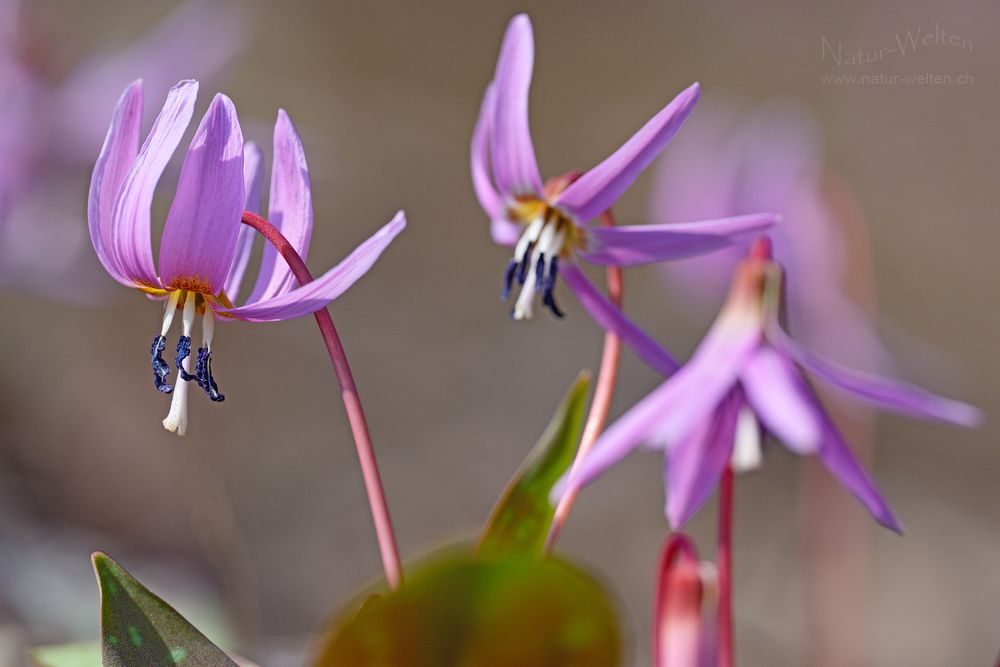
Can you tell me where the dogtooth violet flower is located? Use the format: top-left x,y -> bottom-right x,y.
554,237 -> 982,532
471,14 -> 776,375
89,79 -> 405,435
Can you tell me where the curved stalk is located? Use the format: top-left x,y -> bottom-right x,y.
717,464 -> 735,666
545,209 -> 623,552
241,211 -> 403,589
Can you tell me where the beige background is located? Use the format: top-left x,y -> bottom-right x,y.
1,0 -> 997,664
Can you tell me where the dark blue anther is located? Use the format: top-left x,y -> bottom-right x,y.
174,335 -> 197,381
150,334 -> 173,394
516,242 -> 534,285
535,254 -> 547,290
195,347 -> 225,402
541,256 -> 564,318
501,259 -> 517,302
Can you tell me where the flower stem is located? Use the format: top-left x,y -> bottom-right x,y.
544,209 -> 623,552
717,464 -> 735,666
241,211 -> 403,589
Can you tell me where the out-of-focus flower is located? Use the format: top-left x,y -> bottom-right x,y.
653,534 -> 716,667
651,101 -> 892,372
89,80 -> 406,436
472,14 -> 776,375
554,238 -> 982,532
0,0 -> 246,295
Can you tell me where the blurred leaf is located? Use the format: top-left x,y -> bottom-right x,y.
313,553 -> 620,667
28,642 -> 100,667
92,552 -> 237,667
477,371 -> 590,557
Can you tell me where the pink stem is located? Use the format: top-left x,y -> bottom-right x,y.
242,211 -> 403,589
545,209 -> 623,552
717,465 -> 735,666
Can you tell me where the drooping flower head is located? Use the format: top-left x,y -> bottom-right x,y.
89,80 -> 405,435
554,237 -> 982,532
472,14 -> 777,375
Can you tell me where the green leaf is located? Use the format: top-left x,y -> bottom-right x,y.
477,371 -> 591,557
92,552 -> 237,667
27,642 -> 101,667
313,553 -> 621,667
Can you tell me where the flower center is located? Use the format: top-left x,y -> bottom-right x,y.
502,197 -> 582,320
152,290 -> 226,437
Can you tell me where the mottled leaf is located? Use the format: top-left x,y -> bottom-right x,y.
313,553 -> 621,666
477,371 -> 591,557
93,552 -> 237,667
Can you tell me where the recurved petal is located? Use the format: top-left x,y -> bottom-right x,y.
218,212 -> 405,322
247,110 -> 313,304
223,141 -> 264,301
561,262 -> 679,375
553,311 -> 758,499
490,14 -> 543,197
579,213 -> 777,266
666,391 -> 742,528
816,411 -> 903,533
88,79 -> 143,286
555,82 -> 700,223
472,82 -> 503,220
111,79 -> 198,288
158,92 -> 244,294
740,346 -> 822,454
780,332 -> 984,428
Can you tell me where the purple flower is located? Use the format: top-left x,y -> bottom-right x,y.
471,14 -> 777,375
554,238 -> 982,532
89,80 -> 406,435
651,100 -> 892,373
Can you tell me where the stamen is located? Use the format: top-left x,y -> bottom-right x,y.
501,259 -> 518,302
195,308 -> 225,402
175,336 -> 196,381
163,293 -> 196,436
150,335 -> 173,394
151,291 -> 182,394
160,291 -> 181,336
512,256 -> 537,320
541,256 -> 564,318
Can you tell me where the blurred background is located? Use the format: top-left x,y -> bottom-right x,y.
0,0 -> 996,664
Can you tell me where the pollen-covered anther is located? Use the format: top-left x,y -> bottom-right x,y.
150,291 -> 182,394
195,307 -> 225,402
150,335 -> 173,394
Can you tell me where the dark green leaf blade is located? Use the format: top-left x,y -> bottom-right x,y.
478,371 -> 591,557
313,553 -> 621,667
93,552 -> 237,667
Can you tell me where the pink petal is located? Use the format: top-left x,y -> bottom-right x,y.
158,93 -> 244,294
219,212 -> 406,322
223,141 -> 264,301
553,314 -> 759,498
471,82 -> 502,220
246,110 -> 314,303
490,14 -> 543,197
666,391 -> 742,528
579,213 -> 776,266
111,79 -> 199,288
815,409 -> 903,533
740,346 -> 821,454
555,82 -> 700,223
560,263 -> 679,375
780,332 -> 983,428
88,80 -> 143,287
